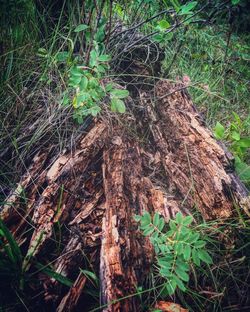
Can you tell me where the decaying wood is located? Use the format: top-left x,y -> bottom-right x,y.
142,81 -> 249,219
101,138 -> 149,311
99,135 -> 183,311
155,301 -> 188,312
57,273 -> 87,312
0,81 -> 249,312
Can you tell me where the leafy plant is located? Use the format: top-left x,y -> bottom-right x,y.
152,1 -> 198,43
134,212 -> 212,296
214,112 -> 250,185
59,21 -> 129,123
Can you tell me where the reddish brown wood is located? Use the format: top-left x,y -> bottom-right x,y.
0,83 -> 249,312
142,81 -> 249,219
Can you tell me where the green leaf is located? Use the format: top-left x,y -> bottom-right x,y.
143,226 -> 155,236
158,257 -> 172,268
231,0 -> 240,5
37,48 -> 47,55
61,93 -> 70,106
169,0 -> 181,11
70,66 -> 83,77
183,244 -> 191,260
76,93 -> 90,105
74,112 -> 84,124
153,213 -> 160,227
169,220 -> 177,231
89,50 -> 98,67
88,77 -> 99,88
80,269 -> 98,285
96,64 -> 106,74
231,131 -> 241,141
232,111 -> 242,125
235,157 -> 250,183
69,76 -> 81,87
110,89 -> 129,99
36,263 -> 73,287
175,266 -> 189,282
176,259 -> 189,272
198,250 -> 213,264
79,76 -> 88,91
0,219 -> 22,266
214,122 -> 225,139
56,51 -> 69,62
158,217 -> 165,231
172,274 -> 187,291
165,32 -> 174,41
105,83 -> 115,92
74,24 -> 89,32
89,106 -> 101,117
179,1 -> 198,15
89,89 -> 100,101
237,138 -> 250,148
98,54 -> 111,62
159,244 -> 170,254
179,226 -> 189,237
151,231 -> 159,241
166,279 -> 177,295
174,242 -> 184,255
183,215 -> 193,226
141,212 -> 151,226
192,248 -> 200,266
157,20 -> 171,30
160,267 -> 172,277
175,212 -> 183,224
195,240 -> 206,248
153,34 -> 164,43
94,24 -> 105,42
189,232 -> 200,244
111,98 -> 126,113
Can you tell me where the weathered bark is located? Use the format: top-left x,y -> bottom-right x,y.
0,81 -> 249,312
141,81 -> 248,219
100,138 -> 150,311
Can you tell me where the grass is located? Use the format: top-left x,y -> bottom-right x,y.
162,24 -> 250,127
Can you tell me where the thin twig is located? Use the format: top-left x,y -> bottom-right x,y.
111,8 -> 175,40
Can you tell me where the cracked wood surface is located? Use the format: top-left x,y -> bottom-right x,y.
0,82 -> 249,312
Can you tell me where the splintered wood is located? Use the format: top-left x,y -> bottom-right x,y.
1,82 -> 249,311
143,81 -> 248,219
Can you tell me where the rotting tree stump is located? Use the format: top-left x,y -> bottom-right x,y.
1,81 -> 249,312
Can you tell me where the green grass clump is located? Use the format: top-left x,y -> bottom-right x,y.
162,25 -> 250,125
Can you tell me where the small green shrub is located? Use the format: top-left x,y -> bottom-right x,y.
134,212 -> 212,296
214,112 -> 250,186
64,48 -> 128,123
56,23 -> 130,123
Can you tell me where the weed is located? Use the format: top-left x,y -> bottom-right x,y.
214,112 -> 250,186
134,212 -> 212,296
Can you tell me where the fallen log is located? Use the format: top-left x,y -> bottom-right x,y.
0,81 -> 249,311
